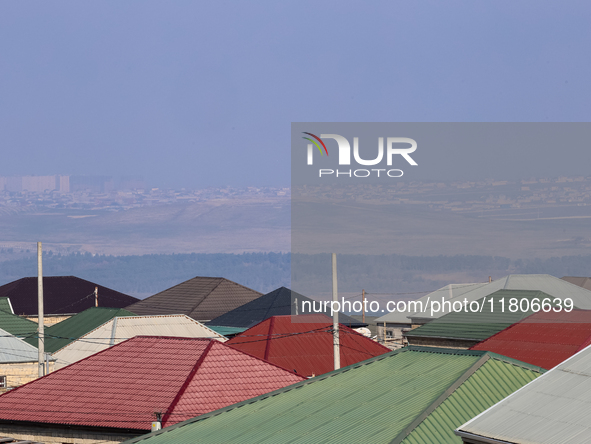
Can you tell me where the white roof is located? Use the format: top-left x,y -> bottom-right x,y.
456,342 -> 591,443
52,314 -> 226,369
374,283 -> 486,324
375,274 -> 591,324
0,326 -> 46,363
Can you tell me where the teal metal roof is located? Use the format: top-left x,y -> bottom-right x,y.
122,347 -> 543,444
406,289 -> 561,341
205,325 -> 246,337
24,306 -> 136,353
0,309 -> 39,339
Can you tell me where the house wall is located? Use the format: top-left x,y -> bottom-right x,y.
0,423 -> 144,444
25,314 -> 72,326
376,324 -> 409,350
0,361 -> 55,391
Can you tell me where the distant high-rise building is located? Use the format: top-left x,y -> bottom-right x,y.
4,176 -> 22,192
21,176 -> 57,192
70,176 -> 114,193
58,175 -> 70,193
0,175 -> 71,193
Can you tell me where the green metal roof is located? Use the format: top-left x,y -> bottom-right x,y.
205,325 -> 246,337
24,306 -> 136,353
122,347 -> 543,444
406,289 -> 560,341
401,356 -> 540,443
0,309 -> 39,339
0,298 -> 13,314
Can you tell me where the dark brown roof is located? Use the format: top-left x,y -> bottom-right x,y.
125,276 -> 262,321
208,286 -> 367,328
0,276 -> 139,316
561,276 -> 591,292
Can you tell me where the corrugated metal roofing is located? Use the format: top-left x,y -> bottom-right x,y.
456,342 -> 591,443
0,336 -> 304,431
122,347 -> 543,444
226,314 -> 389,377
52,314 -> 227,369
470,309 -> 591,370
377,274 -> 591,325
0,276 -> 139,315
24,306 -> 137,353
125,276 -> 262,321
207,286 -> 366,328
561,276 -> 591,292
0,309 -> 38,339
0,298 -> 13,314
402,357 -> 539,443
375,283 -> 487,324
206,325 -> 247,337
0,326 -> 45,363
405,289 -> 562,342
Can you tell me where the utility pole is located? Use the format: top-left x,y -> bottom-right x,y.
94,286 -> 98,307
37,242 -> 45,377
332,253 -> 340,371
362,289 -> 366,324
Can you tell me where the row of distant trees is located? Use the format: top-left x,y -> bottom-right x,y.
0,251 -> 589,298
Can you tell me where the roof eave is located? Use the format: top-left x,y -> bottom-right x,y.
0,417 -> 149,436
455,429 -> 516,444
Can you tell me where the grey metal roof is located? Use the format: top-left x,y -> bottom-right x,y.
375,274 -> 591,324
0,326 -> 51,363
53,314 -> 226,369
375,283 -> 487,324
456,342 -> 591,443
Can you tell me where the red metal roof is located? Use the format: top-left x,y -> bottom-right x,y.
226,314 -> 390,377
0,336 -> 303,430
471,309 -> 591,369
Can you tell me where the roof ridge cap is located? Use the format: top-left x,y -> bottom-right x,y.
186,278 -> 225,315
219,277 -> 263,296
163,340 -> 215,425
390,353 -> 490,444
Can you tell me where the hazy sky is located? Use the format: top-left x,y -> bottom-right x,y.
1,1 -> 589,188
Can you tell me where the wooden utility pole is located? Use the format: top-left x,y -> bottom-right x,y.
94,286 -> 98,307
362,289 -> 366,324
332,253 -> 340,371
37,242 -> 44,377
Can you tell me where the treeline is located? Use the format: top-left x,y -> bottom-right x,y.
0,252 -> 291,297
0,251 -> 589,299
292,253 -> 591,295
